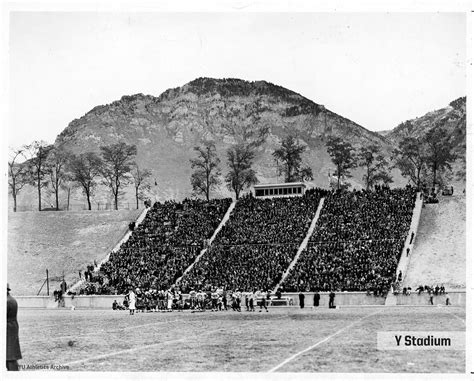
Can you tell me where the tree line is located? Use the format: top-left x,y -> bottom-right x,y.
189,123 -> 458,200
8,123 -> 458,211
8,142 -> 152,212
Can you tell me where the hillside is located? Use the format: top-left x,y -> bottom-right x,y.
402,194 -> 465,289
15,77 -> 402,207
387,96 -> 466,188
7,209 -> 141,295
12,79 -> 465,207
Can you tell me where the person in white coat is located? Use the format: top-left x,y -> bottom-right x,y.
167,290 -> 174,311
128,289 -> 136,315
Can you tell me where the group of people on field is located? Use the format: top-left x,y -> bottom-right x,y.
118,286 -> 272,314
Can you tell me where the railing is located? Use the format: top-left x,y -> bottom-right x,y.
14,201 -> 139,212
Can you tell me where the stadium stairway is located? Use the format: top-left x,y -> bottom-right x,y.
272,197 -> 326,293
173,200 -> 237,286
67,206 -> 150,294
385,192 -> 423,306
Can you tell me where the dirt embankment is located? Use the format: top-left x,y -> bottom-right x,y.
7,209 -> 141,295
403,194 -> 465,289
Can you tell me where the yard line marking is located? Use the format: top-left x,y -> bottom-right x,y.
62,319 -> 257,367
24,317 -> 187,344
444,309 -> 466,325
267,310 -> 380,373
114,316 -> 185,331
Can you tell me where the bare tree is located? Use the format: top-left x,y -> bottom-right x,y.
225,144 -> 258,199
45,146 -> 69,210
190,141 -> 221,201
131,165 -> 152,209
424,127 -> 456,187
272,135 -> 313,183
358,144 -> 392,190
68,152 -> 102,210
100,143 -> 137,210
392,137 -> 427,190
60,178 -> 76,211
325,136 -> 356,190
25,141 -> 52,211
8,146 -> 29,212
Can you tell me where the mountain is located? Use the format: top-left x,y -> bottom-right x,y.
386,96 -> 466,187
50,77 -> 399,203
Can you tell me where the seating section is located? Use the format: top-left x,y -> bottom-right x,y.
178,188 -> 328,292
83,198 -> 232,294
78,186 -> 417,297
281,187 -> 416,293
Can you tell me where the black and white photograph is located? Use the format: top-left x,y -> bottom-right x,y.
1,0 -> 471,378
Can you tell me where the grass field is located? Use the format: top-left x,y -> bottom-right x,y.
16,306 -> 465,373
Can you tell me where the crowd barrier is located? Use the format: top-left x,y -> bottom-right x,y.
15,291 -> 465,309
16,291 -> 386,309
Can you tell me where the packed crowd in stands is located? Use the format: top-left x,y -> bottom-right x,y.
178,188 -> 328,292
179,244 -> 299,292
282,187 -> 416,294
79,184 -> 417,297
282,240 -> 404,294
216,188 -> 328,244
311,187 -> 416,242
80,198 -> 231,294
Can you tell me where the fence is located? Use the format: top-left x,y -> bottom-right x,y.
14,201 -> 140,212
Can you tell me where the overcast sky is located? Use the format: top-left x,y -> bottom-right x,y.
7,11 -> 467,147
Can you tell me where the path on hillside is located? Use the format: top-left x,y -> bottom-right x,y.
402,194 -> 465,289
173,201 -> 236,286
273,198 -> 325,293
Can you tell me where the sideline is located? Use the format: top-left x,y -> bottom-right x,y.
267,310 -> 380,372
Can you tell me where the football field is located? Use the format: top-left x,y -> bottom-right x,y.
17,306 -> 465,373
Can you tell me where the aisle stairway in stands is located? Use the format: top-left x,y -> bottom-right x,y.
68,206 -> 150,294
385,192 -> 423,306
173,200 -> 237,286
272,198 -> 325,293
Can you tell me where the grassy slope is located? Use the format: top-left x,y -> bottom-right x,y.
403,194 -> 466,289
17,307 -> 465,372
7,209 -> 142,295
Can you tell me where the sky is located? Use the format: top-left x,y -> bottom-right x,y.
7,11 -> 467,148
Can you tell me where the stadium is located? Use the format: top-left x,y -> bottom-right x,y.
7,181 -> 466,373
5,9 -> 468,377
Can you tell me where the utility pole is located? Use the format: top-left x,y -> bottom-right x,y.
46,269 -> 49,296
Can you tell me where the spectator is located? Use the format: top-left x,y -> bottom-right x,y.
299,291 -> 305,308
276,288 -> 282,300
313,291 -> 320,307
329,290 -> 336,308
329,291 -> 336,308
6,283 -> 22,371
